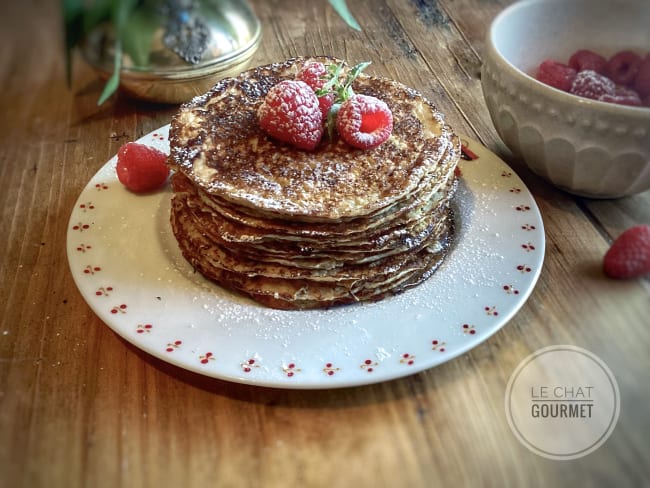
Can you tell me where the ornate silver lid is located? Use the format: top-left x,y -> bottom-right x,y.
82,0 -> 262,103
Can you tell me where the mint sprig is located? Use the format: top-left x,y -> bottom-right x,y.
316,61 -> 370,103
316,61 -> 371,139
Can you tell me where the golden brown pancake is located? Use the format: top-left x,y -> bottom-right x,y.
167,56 -> 460,309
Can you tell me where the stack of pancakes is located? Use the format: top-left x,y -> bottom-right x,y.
167,57 -> 460,310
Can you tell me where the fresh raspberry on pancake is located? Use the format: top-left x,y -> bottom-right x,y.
296,61 -> 336,119
336,94 -> 393,149
258,80 -> 323,150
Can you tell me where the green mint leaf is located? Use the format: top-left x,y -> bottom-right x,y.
320,62 -> 344,94
315,60 -> 371,111
343,61 -> 370,90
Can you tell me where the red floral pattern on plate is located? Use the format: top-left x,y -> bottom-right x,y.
241,358 -> 259,373
323,363 -> 340,376
360,359 -> 378,372
400,353 -> 416,366
431,340 -> 446,352
462,323 -> 476,335
166,340 -> 182,352
110,304 -> 127,314
79,202 -> 95,211
136,323 -> 153,334
199,352 -> 215,364
95,286 -> 113,297
72,223 -> 91,232
282,363 -> 301,377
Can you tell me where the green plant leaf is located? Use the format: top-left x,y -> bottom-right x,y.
96,0 -> 138,105
62,0 -> 84,86
328,0 -> 361,31
111,0 -> 138,33
82,0 -> 112,33
122,4 -> 160,67
97,39 -> 122,105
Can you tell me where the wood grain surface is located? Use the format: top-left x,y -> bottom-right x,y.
1,1 -> 649,487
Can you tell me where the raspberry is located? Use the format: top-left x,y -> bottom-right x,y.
598,93 -> 642,106
296,61 -> 337,119
316,93 -> 336,121
336,94 -> 393,149
606,50 -> 642,86
569,70 -> 615,100
116,142 -> 170,193
615,85 -> 641,98
296,61 -> 328,91
536,60 -> 576,92
598,85 -> 642,106
603,224 -> 650,279
568,49 -> 607,74
633,54 -> 650,99
257,80 -> 323,150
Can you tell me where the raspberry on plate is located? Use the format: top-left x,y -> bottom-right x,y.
606,50 -> 642,86
536,60 -> 576,92
568,49 -> 607,74
296,61 -> 328,90
603,224 -> 650,279
116,142 -> 170,193
336,94 -> 393,149
258,80 -> 324,150
569,70 -> 615,100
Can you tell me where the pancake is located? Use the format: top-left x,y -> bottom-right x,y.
167,56 -> 460,309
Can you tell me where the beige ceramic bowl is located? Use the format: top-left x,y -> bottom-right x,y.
481,0 -> 650,198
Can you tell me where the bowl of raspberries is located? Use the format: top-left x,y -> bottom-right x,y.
481,0 -> 650,198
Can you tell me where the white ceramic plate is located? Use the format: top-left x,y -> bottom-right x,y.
67,126 -> 544,389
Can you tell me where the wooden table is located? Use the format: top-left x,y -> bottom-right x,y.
1,1 -> 649,486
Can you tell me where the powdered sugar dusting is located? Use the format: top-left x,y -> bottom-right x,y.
569,70 -> 616,100
69,111 -> 543,388
168,57 -> 445,220
146,136 -> 542,386
258,80 -> 323,150
337,94 -> 393,149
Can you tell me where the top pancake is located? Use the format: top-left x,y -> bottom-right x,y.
168,56 -> 455,221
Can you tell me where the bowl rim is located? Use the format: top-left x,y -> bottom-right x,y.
486,0 -> 650,117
